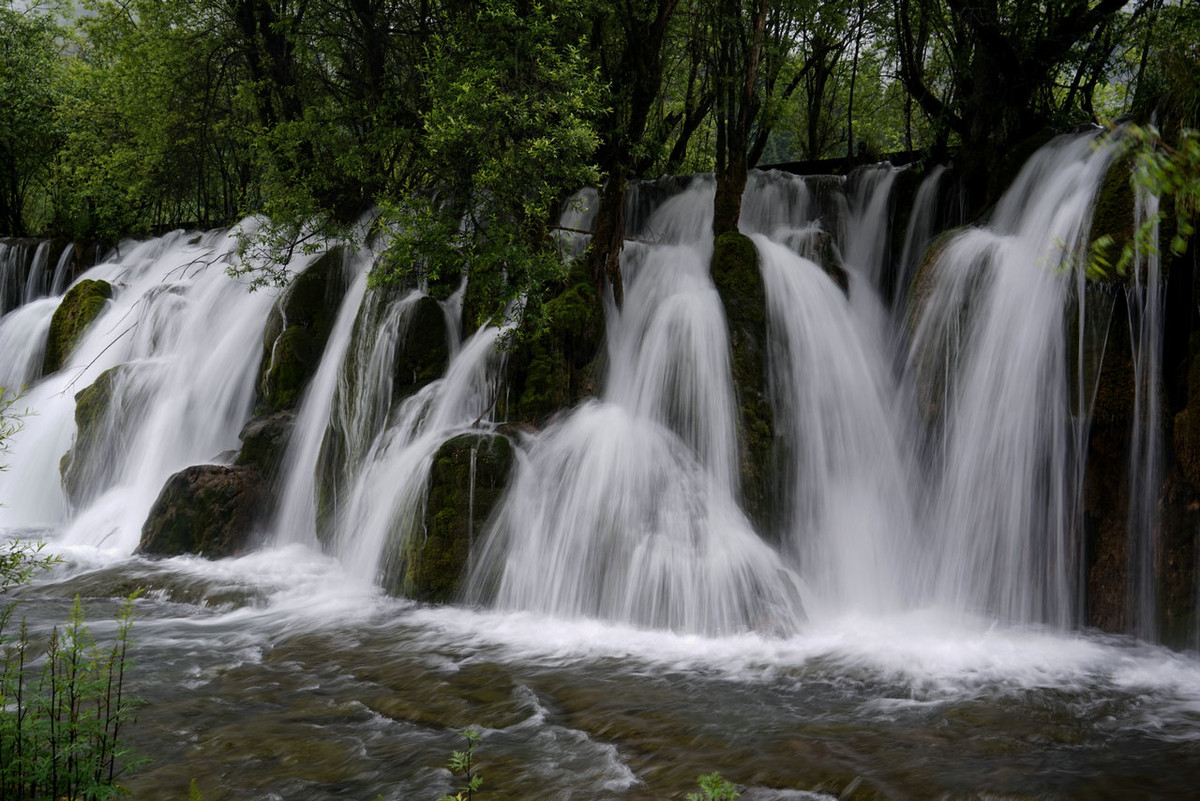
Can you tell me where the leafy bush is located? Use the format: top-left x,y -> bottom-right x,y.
0,593 -> 143,800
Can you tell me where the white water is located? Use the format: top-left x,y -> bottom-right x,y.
4,134 -> 1200,797
0,229 -> 279,545
0,133 -> 1175,637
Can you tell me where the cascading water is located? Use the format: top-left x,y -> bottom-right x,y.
908,134 -> 1119,626
2,132 -> 1199,800
1127,186 -> 1164,639
463,181 -> 807,634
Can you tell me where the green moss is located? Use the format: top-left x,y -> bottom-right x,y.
60,365 -> 124,506
261,325 -> 315,409
394,295 -> 451,399
710,232 -> 775,534
257,247 -> 348,411
711,232 -> 764,332
399,433 -> 514,602
42,279 -> 113,375
137,465 -> 265,558
503,263 -> 604,424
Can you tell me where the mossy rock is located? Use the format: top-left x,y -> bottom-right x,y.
710,232 -> 775,535
137,464 -> 266,558
235,411 -> 295,478
1157,467 -> 1200,648
42,279 -> 113,375
258,247 -> 349,411
501,263 -> 605,425
397,432 -> 514,602
1088,156 -> 1137,285
60,365 -> 127,507
394,295 -> 451,401
799,230 -> 848,294
260,325 -> 317,409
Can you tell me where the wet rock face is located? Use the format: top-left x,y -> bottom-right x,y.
60,365 -> 124,508
236,410 -> 295,478
259,247 -> 348,411
501,263 -> 605,426
42,278 -> 112,375
394,432 -> 514,603
710,231 -> 775,535
393,295 -> 451,400
138,465 -> 266,558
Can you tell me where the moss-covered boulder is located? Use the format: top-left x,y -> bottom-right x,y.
710,231 -> 775,534
394,295 -> 451,400
394,432 -> 514,602
1087,156 -> 1138,285
137,465 -> 265,558
60,365 -> 127,507
258,247 -> 348,411
309,290 -> 452,546
501,263 -> 605,425
235,411 -> 295,478
42,279 -> 112,375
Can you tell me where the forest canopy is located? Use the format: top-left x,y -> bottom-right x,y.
1,0 -> 1196,312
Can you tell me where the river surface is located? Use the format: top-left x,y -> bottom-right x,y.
7,538 -> 1200,801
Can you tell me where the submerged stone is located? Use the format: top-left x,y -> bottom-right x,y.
138,464 -> 266,558
42,278 -> 112,374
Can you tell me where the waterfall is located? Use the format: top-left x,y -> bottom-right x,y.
0,132 -> 1174,641
1127,187 -> 1163,639
908,134 -> 1118,626
0,229 -> 277,546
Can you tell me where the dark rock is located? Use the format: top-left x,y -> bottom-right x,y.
258,247 -> 348,411
710,231 -> 775,535
500,263 -> 605,425
391,432 -> 514,602
138,465 -> 266,558
61,365 -> 126,507
394,295 -> 451,400
236,411 -> 295,477
1083,299 -> 1135,633
1157,467 -> 1200,647
42,278 -> 112,374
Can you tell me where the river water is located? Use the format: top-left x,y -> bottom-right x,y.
8,542 -> 1200,800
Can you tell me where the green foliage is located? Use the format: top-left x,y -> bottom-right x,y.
1088,125 -> 1199,280
0,541 -> 59,596
371,0 -> 603,332
686,772 -> 740,801
436,728 -> 483,801
0,394 -> 142,800
0,1 -> 65,235
0,592 -> 143,800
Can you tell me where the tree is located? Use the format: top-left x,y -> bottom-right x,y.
0,2 -> 63,236
893,0 -> 1151,206
371,0 -> 604,333
583,0 -> 680,305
